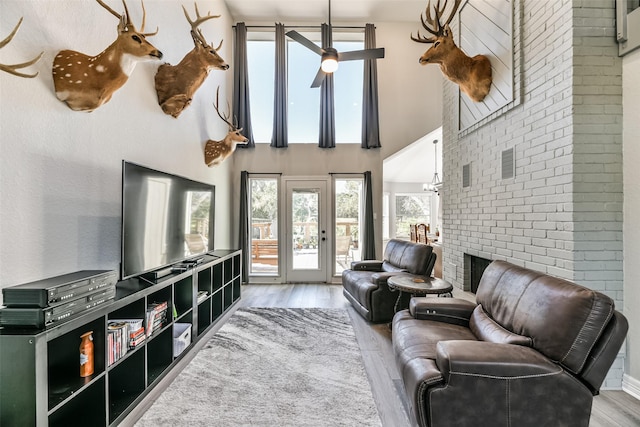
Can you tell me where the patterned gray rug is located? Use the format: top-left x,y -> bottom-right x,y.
135,307 -> 381,426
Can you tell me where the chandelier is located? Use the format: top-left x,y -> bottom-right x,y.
423,139 -> 441,193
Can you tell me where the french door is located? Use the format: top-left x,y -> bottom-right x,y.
284,178 -> 330,282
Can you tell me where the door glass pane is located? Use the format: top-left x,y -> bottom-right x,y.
335,179 -> 363,274
292,189 -> 319,269
250,178 -> 278,275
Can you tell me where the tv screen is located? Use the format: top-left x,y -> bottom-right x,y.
121,161 -> 215,280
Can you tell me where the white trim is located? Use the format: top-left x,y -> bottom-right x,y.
622,374 -> 640,400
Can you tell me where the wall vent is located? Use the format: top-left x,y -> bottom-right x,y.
462,163 -> 471,188
502,148 -> 515,179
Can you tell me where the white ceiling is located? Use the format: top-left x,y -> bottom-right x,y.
224,0 -> 439,184
224,0 -> 428,24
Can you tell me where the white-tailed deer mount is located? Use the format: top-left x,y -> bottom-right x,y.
1,17 -> 43,78
204,88 -> 248,167
411,0 -> 492,102
52,0 -> 163,112
154,3 -> 229,118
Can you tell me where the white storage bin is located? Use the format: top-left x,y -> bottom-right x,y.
173,323 -> 191,358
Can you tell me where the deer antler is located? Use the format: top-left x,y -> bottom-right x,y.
183,3 -> 221,48
213,87 -> 237,131
0,17 -> 43,78
411,0 -> 462,43
96,0 -> 158,35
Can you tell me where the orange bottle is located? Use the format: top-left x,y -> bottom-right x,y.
80,331 -> 94,377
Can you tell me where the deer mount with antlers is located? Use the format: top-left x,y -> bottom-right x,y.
412,0 -> 492,103
1,17 -> 43,78
154,3 -> 229,118
204,88 -> 248,167
52,0 -> 163,112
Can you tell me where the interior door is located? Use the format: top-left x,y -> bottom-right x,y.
285,179 -> 329,282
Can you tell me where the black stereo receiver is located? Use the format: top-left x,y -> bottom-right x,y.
2,270 -> 118,308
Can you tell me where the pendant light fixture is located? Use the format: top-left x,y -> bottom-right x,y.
429,139 -> 441,192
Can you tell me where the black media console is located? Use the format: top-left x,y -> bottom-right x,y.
0,250 -> 241,426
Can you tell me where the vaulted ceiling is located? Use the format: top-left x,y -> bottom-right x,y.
223,0 -> 440,184
224,0 -> 428,24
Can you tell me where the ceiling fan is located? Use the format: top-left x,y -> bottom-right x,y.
285,0 -> 385,88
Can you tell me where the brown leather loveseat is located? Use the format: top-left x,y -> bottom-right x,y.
342,239 -> 436,323
392,260 -> 628,427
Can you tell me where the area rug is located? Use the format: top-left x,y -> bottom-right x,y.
135,307 -> 381,426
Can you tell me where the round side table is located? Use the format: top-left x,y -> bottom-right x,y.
388,274 -> 453,313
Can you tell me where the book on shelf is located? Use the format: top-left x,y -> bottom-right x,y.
107,318 -> 146,366
107,321 -> 128,366
197,290 -> 209,304
145,301 -> 168,337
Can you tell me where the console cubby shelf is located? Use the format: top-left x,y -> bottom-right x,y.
0,249 -> 241,427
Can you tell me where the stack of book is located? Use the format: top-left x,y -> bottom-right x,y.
107,321 -> 128,366
146,301 -> 168,337
107,318 -> 145,366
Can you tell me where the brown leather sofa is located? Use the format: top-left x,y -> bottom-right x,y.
392,260 -> 628,427
342,239 -> 436,323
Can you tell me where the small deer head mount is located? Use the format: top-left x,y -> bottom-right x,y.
411,0 -> 492,102
154,3 -> 229,118
0,17 -> 43,78
52,0 -> 163,112
204,88 -> 248,167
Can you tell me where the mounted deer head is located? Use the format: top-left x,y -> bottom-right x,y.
52,0 -> 163,112
204,88 -> 248,167
0,17 -> 43,78
155,3 -> 229,118
411,0 -> 492,102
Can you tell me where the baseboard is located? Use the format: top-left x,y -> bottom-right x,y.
622,373 -> 640,400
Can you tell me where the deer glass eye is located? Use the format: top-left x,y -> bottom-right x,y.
132,35 -> 141,43
434,41 -> 440,48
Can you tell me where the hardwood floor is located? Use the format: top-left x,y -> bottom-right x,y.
239,283 -> 640,427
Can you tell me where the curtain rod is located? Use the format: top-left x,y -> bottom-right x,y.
329,172 -> 367,175
233,24 -> 370,30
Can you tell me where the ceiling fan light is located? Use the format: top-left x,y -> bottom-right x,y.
321,48 -> 339,73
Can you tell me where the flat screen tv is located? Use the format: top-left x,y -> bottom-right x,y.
121,161 -> 215,280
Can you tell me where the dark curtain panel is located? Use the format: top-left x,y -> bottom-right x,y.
271,23 -> 288,148
319,23 -> 336,148
233,22 -> 255,148
362,171 -> 376,260
239,171 -> 250,281
362,24 -> 381,149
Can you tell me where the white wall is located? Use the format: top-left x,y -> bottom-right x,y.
623,48 -> 640,393
0,0 -> 234,300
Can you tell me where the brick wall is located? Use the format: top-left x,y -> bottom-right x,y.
442,0 -> 623,386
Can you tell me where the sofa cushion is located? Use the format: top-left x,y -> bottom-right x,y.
476,260 -> 615,374
469,304 -> 532,346
392,310 -> 477,368
384,239 -> 433,275
381,261 -> 408,273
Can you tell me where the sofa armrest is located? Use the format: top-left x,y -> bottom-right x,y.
350,260 -> 383,271
435,340 -> 562,379
409,297 -> 476,327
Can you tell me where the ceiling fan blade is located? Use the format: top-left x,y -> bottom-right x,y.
286,30 -> 324,56
338,48 -> 385,62
310,67 -> 326,88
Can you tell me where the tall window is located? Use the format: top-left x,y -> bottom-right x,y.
335,178 -> 363,274
395,193 -> 432,239
247,30 -> 364,144
247,39 -> 275,143
250,177 -> 279,275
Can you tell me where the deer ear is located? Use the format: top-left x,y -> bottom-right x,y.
444,24 -> 453,39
